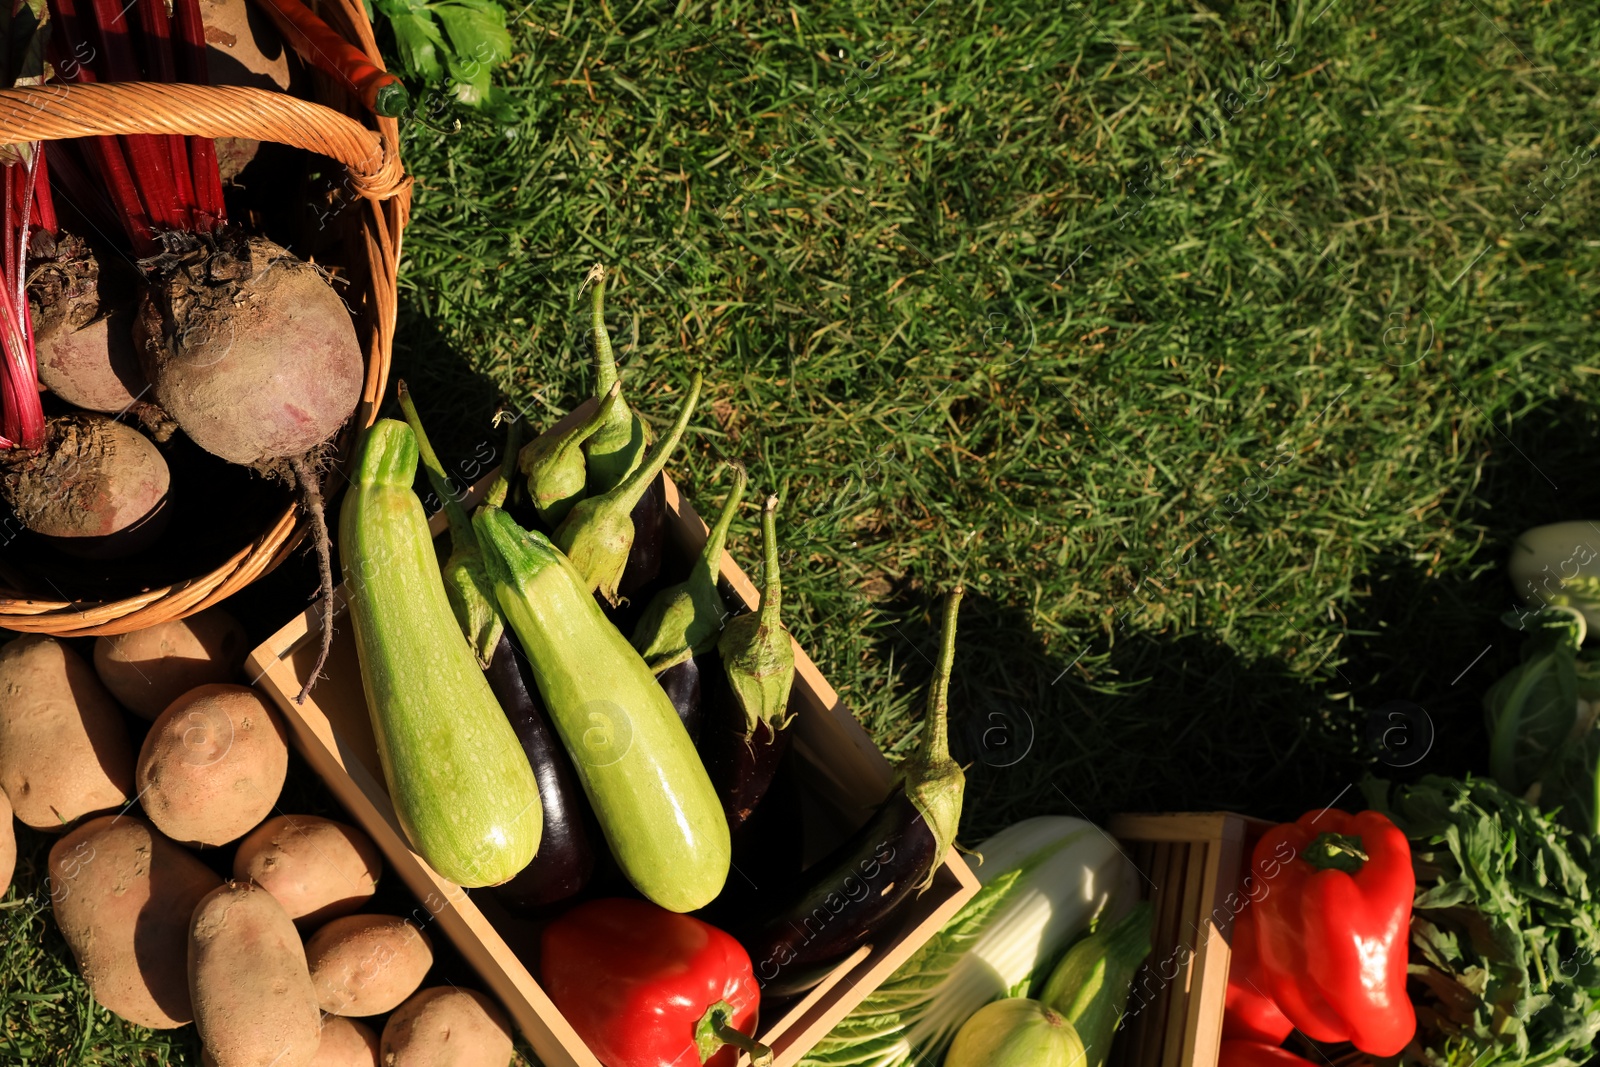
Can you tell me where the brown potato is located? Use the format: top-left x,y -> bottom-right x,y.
311,1016 -> 379,1067
137,684 -> 288,847
191,880 -> 321,1067
49,814 -> 222,1028
93,608 -> 249,719
233,815 -> 381,927
381,988 -> 513,1067
0,634 -> 134,829
0,788 -> 13,899
307,914 -> 433,1017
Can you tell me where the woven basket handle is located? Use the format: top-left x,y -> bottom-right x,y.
0,82 -> 406,200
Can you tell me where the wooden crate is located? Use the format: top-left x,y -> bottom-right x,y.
246,406 -> 979,1067
1107,812 -> 1272,1067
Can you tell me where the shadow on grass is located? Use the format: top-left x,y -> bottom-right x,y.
858,391 -> 1600,838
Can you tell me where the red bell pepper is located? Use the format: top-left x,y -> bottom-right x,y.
1223,904 -> 1292,1044
541,898 -> 772,1067
1249,808 -> 1416,1057
1218,1039 -> 1318,1067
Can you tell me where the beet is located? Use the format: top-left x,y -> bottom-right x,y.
133,232 -> 364,468
2,414 -> 171,559
31,234 -> 148,414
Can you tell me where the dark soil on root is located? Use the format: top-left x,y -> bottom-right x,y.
0,406 -> 295,602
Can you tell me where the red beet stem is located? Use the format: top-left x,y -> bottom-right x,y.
171,0 -> 226,225
134,0 -> 197,230
30,152 -> 56,235
81,0 -> 185,233
0,152 -> 46,452
44,0 -> 158,249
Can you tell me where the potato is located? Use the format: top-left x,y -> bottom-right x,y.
307,914 -> 432,1017
191,881 -> 321,1067
49,814 -> 222,1028
311,1016 -> 380,1067
233,814 -> 381,927
0,634 -> 134,829
137,684 -> 288,847
381,988 -> 513,1067
93,608 -> 249,719
206,1019 -> 378,1067
0,788 -> 13,899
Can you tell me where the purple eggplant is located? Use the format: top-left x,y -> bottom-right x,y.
658,654 -> 705,743
484,630 -> 597,911
741,588 -> 965,997
702,495 -> 796,833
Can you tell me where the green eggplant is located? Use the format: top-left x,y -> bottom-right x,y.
520,382 -> 622,527
555,372 -> 702,605
630,463 -> 746,672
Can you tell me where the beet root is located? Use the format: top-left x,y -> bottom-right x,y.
30,234 -> 148,414
2,415 -> 171,559
135,232 -> 364,468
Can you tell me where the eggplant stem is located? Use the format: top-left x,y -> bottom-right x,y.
924,585 -> 963,765
602,372 -> 703,515
485,409 -> 522,511
756,493 -> 782,628
396,379 -> 474,554
587,263 -> 617,395
693,463 -> 747,592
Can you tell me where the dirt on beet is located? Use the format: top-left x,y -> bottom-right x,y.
1,415 -> 170,557
134,231 -> 365,470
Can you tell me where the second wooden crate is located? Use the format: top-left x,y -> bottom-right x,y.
1107,812 -> 1272,1067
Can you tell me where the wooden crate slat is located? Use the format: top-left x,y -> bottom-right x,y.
1161,840 -> 1209,1064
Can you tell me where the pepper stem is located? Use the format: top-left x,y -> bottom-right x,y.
588,263 -> 617,395
1301,831 -> 1368,874
756,495 -> 782,629
693,1000 -> 773,1067
396,379 -> 472,553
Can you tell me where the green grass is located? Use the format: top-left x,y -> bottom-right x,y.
7,0 -> 1600,1059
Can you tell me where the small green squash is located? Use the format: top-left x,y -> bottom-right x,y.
339,420 -> 542,887
474,506 -> 730,912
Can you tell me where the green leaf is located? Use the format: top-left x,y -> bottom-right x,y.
431,0 -> 512,69
375,0 -> 446,82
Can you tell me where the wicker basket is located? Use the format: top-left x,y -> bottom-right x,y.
0,0 -> 409,637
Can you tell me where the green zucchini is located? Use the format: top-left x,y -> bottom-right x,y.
339,420 -> 543,888
474,505 -> 731,912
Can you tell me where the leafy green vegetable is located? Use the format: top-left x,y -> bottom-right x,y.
1361,775 -> 1600,1067
374,0 -> 511,110
1484,607 -> 1600,836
